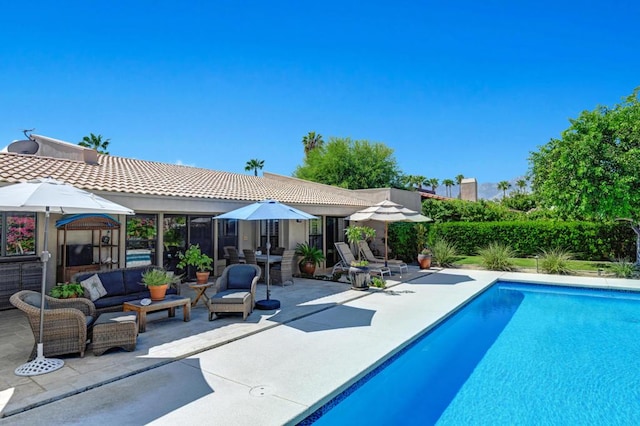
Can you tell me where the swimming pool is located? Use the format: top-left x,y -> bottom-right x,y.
300,282 -> 640,424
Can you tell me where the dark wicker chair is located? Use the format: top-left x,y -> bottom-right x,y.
271,249 -> 295,286
10,290 -> 97,360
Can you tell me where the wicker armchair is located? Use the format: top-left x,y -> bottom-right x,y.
271,249 -> 295,286
10,290 -> 97,360
208,264 -> 260,321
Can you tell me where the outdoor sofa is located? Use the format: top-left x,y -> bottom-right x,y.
73,266 -> 179,313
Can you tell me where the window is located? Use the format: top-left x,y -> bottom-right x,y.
260,219 -> 279,249
126,214 -> 157,265
1,212 -> 37,257
217,218 -> 238,258
163,215 -> 187,271
309,218 -> 323,251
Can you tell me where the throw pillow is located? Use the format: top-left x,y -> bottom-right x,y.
80,274 -> 107,301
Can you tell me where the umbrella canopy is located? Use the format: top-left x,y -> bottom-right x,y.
346,200 -> 432,265
216,199 -> 317,221
0,177 -> 135,215
0,177 -> 134,375
216,199 -> 317,310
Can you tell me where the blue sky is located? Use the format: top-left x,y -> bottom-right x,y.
1,1 -> 638,186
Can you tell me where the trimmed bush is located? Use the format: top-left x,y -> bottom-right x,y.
429,221 -> 635,261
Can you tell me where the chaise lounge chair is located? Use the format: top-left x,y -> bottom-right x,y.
357,240 -> 408,275
332,242 -> 391,278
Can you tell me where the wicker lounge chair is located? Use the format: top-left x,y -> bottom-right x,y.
357,240 -> 408,275
333,242 -> 391,277
208,264 -> 260,321
10,290 -> 97,360
271,249 -> 295,286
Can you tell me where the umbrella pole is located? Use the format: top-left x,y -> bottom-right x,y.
384,222 -> 389,267
255,219 -> 281,310
15,207 -> 64,376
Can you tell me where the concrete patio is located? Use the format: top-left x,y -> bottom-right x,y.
2,268 -> 639,424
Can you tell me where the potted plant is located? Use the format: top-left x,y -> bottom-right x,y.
417,247 -> 432,269
349,260 -> 370,290
344,226 -> 376,261
177,244 -> 213,284
142,268 -> 180,301
49,282 -> 85,299
295,242 -> 325,276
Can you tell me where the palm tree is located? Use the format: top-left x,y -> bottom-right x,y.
302,131 -> 324,156
428,178 -> 439,193
497,180 -> 512,199
516,178 -> 527,194
455,174 -> 464,198
78,133 -> 110,154
244,159 -> 264,176
442,178 -> 455,197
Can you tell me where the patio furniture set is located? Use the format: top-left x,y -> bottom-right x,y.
9,264 -> 263,361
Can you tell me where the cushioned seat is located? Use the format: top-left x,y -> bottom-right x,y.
208,264 -> 260,321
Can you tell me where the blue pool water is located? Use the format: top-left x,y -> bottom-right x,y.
301,282 -> 640,425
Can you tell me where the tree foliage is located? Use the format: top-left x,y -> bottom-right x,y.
529,88 -> 640,221
302,131 -> 324,156
293,137 -> 401,189
244,158 -> 264,176
79,133 -> 110,154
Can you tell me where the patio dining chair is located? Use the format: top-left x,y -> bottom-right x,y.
271,249 -> 295,286
225,247 -> 243,265
333,242 -> 391,278
357,240 -> 408,275
243,249 -> 257,265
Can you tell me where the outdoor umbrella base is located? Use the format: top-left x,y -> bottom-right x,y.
14,344 -> 64,376
255,299 -> 280,310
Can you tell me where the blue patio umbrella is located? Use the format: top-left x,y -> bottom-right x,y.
216,199 -> 316,310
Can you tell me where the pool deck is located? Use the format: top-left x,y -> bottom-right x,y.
2,269 -> 640,425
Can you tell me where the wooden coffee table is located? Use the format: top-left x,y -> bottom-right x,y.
123,295 -> 191,333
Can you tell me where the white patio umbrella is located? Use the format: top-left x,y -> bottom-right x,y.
0,178 -> 134,376
346,200 -> 432,266
216,199 -> 316,310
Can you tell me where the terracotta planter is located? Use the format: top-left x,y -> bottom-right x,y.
299,261 -> 316,276
417,254 -> 432,270
149,284 -> 168,301
196,271 -> 210,284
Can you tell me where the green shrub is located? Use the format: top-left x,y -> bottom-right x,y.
430,238 -> 458,267
609,258 -> 639,278
370,276 -> 386,288
478,242 -> 516,271
388,222 -> 420,262
429,221 -> 635,261
539,248 -> 574,275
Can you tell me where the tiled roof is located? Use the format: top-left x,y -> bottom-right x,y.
0,152 -> 372,207
418,190 -> 451,201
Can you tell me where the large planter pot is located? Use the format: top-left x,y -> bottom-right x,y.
196,271 -> 210,284
417,254 -> 432,270
349,266 -> 370,290
299,261 -> 316,276
149,284 -> 168,301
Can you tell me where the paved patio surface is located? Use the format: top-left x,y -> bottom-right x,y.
1,268 -> 639,424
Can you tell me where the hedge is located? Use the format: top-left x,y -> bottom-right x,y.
427,221 -> 636,261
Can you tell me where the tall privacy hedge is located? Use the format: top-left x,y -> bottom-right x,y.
427,221 -> 636,260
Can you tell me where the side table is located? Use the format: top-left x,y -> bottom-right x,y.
189,281 -> 215,307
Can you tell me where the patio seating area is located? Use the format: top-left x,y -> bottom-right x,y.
0,266 -> 431,418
